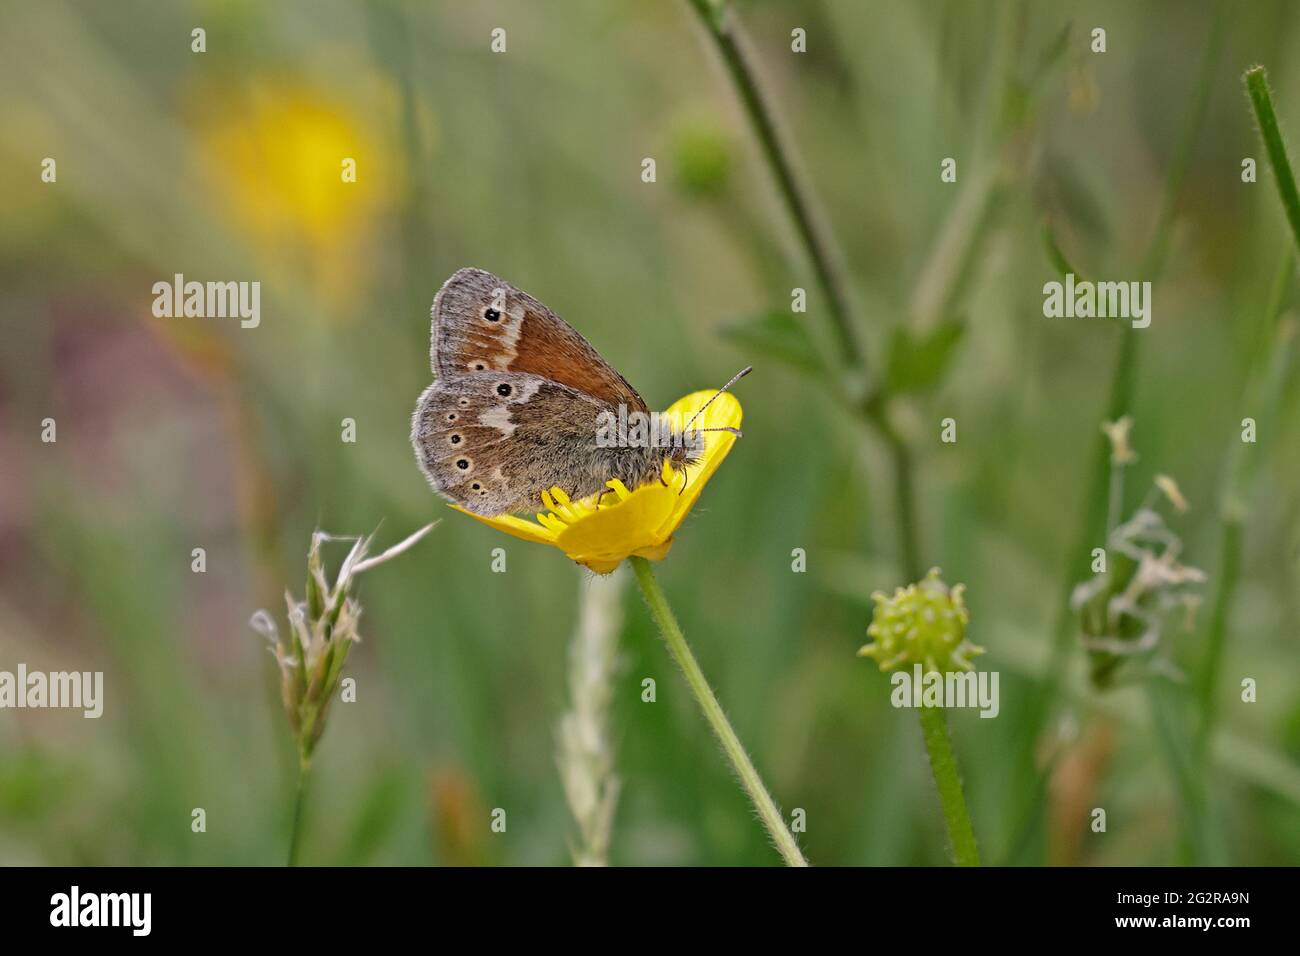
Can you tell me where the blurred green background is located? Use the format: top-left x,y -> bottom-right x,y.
2,0 -> 1299,866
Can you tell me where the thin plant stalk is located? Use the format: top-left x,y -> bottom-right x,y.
1196,63 -> 1300,787
684,0 -> 1022,583
685,0 -> 1003,867
630,556 -> 808,867
257,523 -> 438,868
684,0 -> 861,370
558,569 -> 626,866
1197,251 -> 1293,759
867,405 -> 924,581
685,0 -> 921,578
1005,7 -> 1223,862
1247,66 -> 1300,255
287,757 -> 311,867
917,705 -> 981,866
1187,249 -> 1296,863
1047,0 -> 1224,692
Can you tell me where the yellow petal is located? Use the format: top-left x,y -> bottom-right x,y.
657,391 -> 742,538
631,538 -> 674,562
568,534 -> 675,575
450,504 -> 557,546
556,481 -> 678,555
574,555 -> 626,575
605,478 -> 633,502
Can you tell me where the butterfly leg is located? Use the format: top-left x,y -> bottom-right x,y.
595,486 -> 616,509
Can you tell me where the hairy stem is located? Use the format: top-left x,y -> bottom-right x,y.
867,402 -> 925,582
1247,66 -> 1300,257
917,704 -> 981,866
630,556 -> 808,866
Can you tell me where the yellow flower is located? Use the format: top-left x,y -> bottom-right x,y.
453,390 -> 743,573
188,72 -> 413,309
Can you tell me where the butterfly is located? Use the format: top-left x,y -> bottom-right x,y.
411,268 -> 747,517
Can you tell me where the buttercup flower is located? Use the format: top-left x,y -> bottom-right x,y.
859,568 -> 984,674
452,390 -> 742,573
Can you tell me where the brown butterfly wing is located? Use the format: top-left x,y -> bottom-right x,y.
411,372 -> 624,516
430,268 -> 649,413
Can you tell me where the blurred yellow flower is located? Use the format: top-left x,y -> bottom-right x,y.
190,74 -> 409,307
454,391 -> 743,574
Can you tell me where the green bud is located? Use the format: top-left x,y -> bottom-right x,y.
672,122 -> 733,199
859,568 -> 983,674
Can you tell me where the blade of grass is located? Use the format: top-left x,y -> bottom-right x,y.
1197,252 -> 1294,760
1170,58 -> 1300,864
1246,66 -> 1300,256
1005,3 -> 1225,863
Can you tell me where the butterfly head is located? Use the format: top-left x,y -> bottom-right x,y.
665,436 -> 705,472
661,365 -> 751,483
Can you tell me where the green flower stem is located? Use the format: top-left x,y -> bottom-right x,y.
630,556 -> 808,867
917,704 -> 981,866
866,402 -> 925,582
1247,66 -> 1300,257
287,757 -> 311,867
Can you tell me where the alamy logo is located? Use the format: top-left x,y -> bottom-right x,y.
50,886 -> 151,936
889,664 -> 1000,718
1042,272 -> 1151,328
151,273 -> 261,328
0,665 -> 103,718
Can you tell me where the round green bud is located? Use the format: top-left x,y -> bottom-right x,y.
859,567 -> 983,674
671,122 -> 733,199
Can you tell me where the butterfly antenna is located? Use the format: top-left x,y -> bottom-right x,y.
684,365 -> 752,432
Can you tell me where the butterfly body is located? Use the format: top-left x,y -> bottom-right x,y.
412,269 -> 699,517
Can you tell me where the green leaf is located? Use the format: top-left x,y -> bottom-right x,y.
885,319 -> 966,395
719,309 -> 822,376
